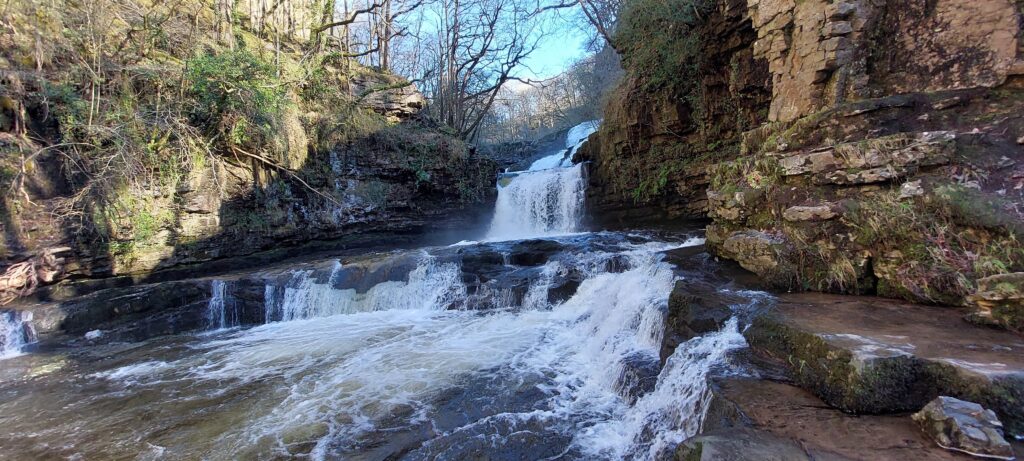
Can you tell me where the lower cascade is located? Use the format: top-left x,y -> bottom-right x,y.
0,122 -> 765,460
0,309 -> 34,358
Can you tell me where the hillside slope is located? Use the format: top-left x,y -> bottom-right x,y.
0,0 -> 497,298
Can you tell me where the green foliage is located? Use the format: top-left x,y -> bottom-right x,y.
844,190 -> 1024,303
710,155 -> 782,192
185,50 -> 287,143
632,164 -> 674,204
614,0 -> 713,93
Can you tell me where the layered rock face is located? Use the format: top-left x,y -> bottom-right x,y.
587,0 -> 1024,324
574,0 -> 772,224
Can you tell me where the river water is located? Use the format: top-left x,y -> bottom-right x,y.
0,123 -> 764,460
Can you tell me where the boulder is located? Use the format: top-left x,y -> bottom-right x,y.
967,273 -> 1024,334
716,230 -> 792,286
913,396 -> 1015,460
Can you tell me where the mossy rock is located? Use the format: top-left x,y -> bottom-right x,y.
745,308 -> 1024,434
745,314 -> 934,414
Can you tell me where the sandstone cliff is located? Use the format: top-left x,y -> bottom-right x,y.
582,0 -> 1024,332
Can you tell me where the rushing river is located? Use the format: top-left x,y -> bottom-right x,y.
0,122 -> 764,460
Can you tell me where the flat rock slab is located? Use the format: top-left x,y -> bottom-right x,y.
745,293 -> 1024,435
701,377 -> 999,461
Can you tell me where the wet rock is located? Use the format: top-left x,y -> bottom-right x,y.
675,428 -> 813,461
913,396 -> 1015,460
967,273 -> 1024,334
697,377 -> 984,461
615,351 -> 661,404
37,280 -> 212,341
507,240 -> 564,266
667,281 -> 734,341
546,276 -> 581,305
745,293 -> 1024,434
782,204 -> 837,222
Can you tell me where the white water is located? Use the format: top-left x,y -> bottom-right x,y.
264,255 -> 467,322
0,309 -> 32,359
486,165 -> 587,241
527,120 -> 600,171
89,239 -> 745,460
487,121 -> 597,241
0,115 -> 759,459
205,280 -> 239,330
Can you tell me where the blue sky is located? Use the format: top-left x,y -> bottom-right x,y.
521,26 -> 590,79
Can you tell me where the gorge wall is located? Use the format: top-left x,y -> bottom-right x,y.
580,0 -> 1024,332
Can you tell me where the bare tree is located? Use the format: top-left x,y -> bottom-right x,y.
422,0 -> 544,140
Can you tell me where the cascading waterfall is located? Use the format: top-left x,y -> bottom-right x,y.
264,255 -> 466,322
486,165 -> 587,241
485,121 -> 598,241
0,116 -> 762,460
0,309 -> 34,359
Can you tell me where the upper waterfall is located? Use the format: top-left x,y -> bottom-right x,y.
485,121 -> 598,241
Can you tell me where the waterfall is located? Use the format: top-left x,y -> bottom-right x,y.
0,110 -> 765,459
264,255 -> 466,322
205,280 -> 240,330
486,165 -> 587,241
0,309 -> 34,359
485,121 -> 597,242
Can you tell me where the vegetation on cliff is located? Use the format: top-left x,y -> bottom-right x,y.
0,0 -> 499,295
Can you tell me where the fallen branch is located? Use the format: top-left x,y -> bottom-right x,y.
229,146 -> 343,207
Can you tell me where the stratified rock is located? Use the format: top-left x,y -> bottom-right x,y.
968,273 -> 1024,334
744,293 -> 1024,434
913,396 -> 1015,460
350,72 -> 425,120
708,188 -> 764,223
777,131 -> 956,184
747,0 -> 1022,122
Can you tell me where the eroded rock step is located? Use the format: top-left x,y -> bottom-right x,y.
680,377 -> 1016,461
744,293 -> 1024,437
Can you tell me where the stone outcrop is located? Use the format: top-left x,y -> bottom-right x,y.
574,0 -> 772,225
747,0 -> 1024,123
585,0 -> 1024,313
968,273 -> 1024,334
686,378 -> 981,461
744,293 -> 1024,434
913,396 -> 1016,460
349,72 -> 427,121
